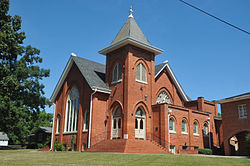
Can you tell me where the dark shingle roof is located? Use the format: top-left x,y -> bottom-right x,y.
0,132 -> 9,141
111,17 -> 151,46
155,63 -> 166,76
72,56 -> 110,91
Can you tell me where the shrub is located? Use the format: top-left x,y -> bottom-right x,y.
198,148 -> 212,155
54,139 -> 65,151
37,143 -> 44,149
246,132 -> 250,157
68,147 -> 72,151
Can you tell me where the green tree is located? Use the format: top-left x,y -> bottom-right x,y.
246,132 -> 250,157
0,0 -> 50,144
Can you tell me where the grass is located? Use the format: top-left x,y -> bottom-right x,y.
0,149 -> 249,166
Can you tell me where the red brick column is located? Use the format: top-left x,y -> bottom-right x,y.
159,104 -> 168,148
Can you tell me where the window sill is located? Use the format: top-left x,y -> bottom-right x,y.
239,116 -> 248,119
136,80 -> 148,85
111,79 -> 122,85
169,130 -> 176,134
181,132 -> 188,135
193,133 -> 199,137
82,130 -> 88,133
63,131 -> 77,135
55,132 -> 59,135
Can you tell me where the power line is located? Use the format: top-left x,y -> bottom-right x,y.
178,0 -> 250,35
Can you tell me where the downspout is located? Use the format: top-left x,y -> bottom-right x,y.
88,88 -> 97,148
50,103 -> 56,151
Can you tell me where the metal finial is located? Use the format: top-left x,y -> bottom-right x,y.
128,6 -> 133,18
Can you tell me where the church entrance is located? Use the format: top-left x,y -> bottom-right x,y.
112,107 -> 122,139
135,107 -> 146,140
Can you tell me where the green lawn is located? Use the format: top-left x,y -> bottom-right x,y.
0,150 -> 249,166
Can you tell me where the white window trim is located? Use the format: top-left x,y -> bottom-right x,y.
169,118 -> 175,133
83,111 -> 88,132
136,79 -> 148,84
112,63 -> 122,83
170,130 -> 176,134
181,120 -> 188,134
181,131 -> 188,135
64,87 -> 79,133
111,79 -> 122,85
136,63 -> 147,83
238,104 -> 247,119
56,115 -> 60,134
63,131 -> 78,134
193,133 -> 200,137
193,122 -> 199,135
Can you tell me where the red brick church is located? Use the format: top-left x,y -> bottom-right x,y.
50,8 -> 222,154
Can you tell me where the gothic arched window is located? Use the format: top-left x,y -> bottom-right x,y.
181,119 -> 188,134
56,115 -> 61,134
169,117 -> 175,132
156,91 -> 171,104
136,63 -> 147,83
193,121 -> 199,135
83,110 -> 88,132
64,87 -> 79,132
203,123 -> 208,136
112,63 -> 122,83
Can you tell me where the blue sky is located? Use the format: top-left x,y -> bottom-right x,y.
9,0 -> 250,113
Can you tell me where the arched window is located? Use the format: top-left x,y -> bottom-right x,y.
135,107 -> 146,139
83,111 -> 88,131
112,63 -> 122,83
203,123 -> 208,136
181,119 -> 188,134
135,107 -> 145,117
56,115 -> 61,134
193,121 -> 199,135
64,87 -> 79,132
156,91 -> 172,104
136,63 -> 147,83
169,117 -> 175,132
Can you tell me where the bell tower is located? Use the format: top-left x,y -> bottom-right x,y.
99,7 -> 163,139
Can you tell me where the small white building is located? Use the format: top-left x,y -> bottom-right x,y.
0,132 -> 9,146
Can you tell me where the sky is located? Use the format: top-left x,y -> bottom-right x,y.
9,0 -> 250,113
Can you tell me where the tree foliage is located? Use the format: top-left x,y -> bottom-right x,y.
246,132 -> 250,157
0,0 -> 51,144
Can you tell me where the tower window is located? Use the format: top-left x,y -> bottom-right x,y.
112,63 -> 122,83
136,63 -> 147,83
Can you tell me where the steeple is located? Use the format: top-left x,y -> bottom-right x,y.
99,7 -> 163,55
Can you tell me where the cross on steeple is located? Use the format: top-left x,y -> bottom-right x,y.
128,6 -> 133,18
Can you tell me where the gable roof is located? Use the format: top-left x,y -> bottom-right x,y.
99,16 -> 163,55
51,55 -> 189,103
50,55 -> 111,102
155,62 -> 190,102
0,132 -> 9,141
216,92 -> 250,104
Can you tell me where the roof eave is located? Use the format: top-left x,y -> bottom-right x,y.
98,37 -> 163,55
91,86 -> 111,94
215,95 -> 250,104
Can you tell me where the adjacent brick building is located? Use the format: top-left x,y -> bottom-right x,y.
50,8 -> 221,154
217,92 -> 250,156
